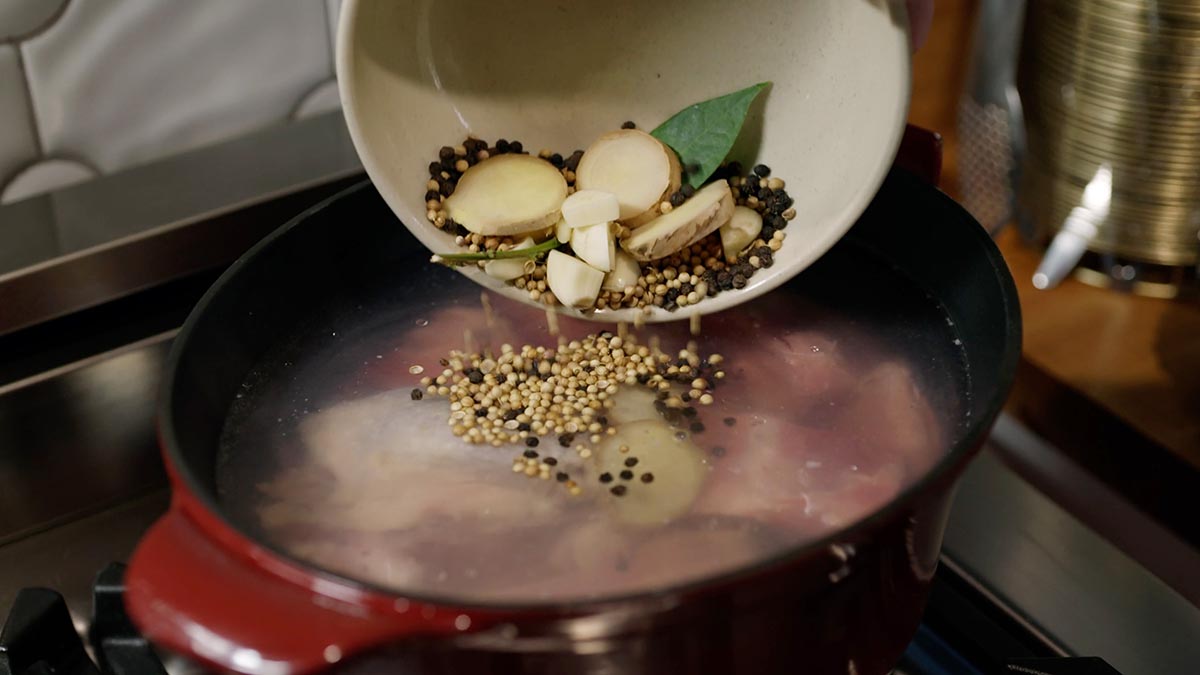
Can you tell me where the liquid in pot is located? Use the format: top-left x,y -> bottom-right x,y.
217,252 -> 966,603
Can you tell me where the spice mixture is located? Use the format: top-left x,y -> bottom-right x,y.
416,328 -> 724,499
423,127 -> 796,314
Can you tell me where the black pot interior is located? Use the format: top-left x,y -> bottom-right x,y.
162,169 -> 1020,587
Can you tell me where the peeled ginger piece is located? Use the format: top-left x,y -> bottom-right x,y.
444,154 -> 567,236
575,130 -> 681,226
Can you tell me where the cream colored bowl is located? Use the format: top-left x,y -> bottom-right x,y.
337,0 -> 911,323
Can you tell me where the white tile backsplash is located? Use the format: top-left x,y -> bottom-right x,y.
293,80 -> 342,121
1,157 -> 95,203
0,0 -> 69,41
0,44 -> 40,191
2,0 -> 344,204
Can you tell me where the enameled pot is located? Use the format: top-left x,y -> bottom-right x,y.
124,131 -> 1021,675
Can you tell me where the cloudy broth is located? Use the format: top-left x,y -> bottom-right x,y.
217,248 -> 967,602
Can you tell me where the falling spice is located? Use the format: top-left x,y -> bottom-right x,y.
480,292 -> 495,328
410,388 -> 424,401
423,328 -> 732,501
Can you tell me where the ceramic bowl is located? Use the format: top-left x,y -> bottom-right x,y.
336,0 -> 911,323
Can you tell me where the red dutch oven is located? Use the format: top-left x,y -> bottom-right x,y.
124,129 -> 1022,674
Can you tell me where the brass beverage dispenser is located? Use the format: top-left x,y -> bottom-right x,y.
1016,0 -> 1200,297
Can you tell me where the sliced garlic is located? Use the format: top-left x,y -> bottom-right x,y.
570,221 -> 615,272
561,189 -> 620,229
602,248 -> 642,292
546,250 -> 604,309
483,237 -> 536,281
719,206 -> 764,263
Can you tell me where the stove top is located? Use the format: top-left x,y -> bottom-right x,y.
0,560 -> 1121,675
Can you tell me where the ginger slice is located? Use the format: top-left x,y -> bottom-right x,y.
620,180 -> 734,261
575,130 -> 681,227
444,154 -> 567,236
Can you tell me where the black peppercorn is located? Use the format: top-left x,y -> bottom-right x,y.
599,472 -> 614,483
670,190 -> 687,207
753,164 -> 771,177
518,422 -> 531,432
620,470 -> 634,480
544,457 -> 558,466
523,449 -> 538,459
641,473 -> 654,483
621,120 -> 636,129
467,369 -> 484,384
424,189 -> 441,202
681,183 -> 696,198
475,409 -> 488,417
732,274 -> 748,289
496,139 -> 511,153
526,437 -> 539,447
556,472 -> 569,482
624,457 -> 639,467
510,140 -> 523,154
610,485 -> 627,496
410,388 -> 423,401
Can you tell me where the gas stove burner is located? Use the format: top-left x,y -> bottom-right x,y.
0,564 -> 165,675
0,563 -> 1124,675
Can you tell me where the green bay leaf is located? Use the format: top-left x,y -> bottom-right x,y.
650,82 -> 769,189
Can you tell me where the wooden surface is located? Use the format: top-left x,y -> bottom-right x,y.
999,230 -> 1200,465
904,1 -> 1200,521
909,0 -> 975,199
